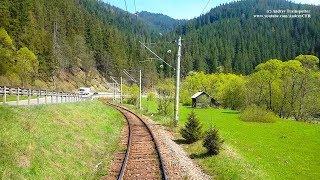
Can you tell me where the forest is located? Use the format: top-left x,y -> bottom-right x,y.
178,55 -> 320,120
0,0 -> 156,91
0,0 -> 319,91
172,0 -> 320,76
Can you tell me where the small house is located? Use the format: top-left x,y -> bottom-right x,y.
191,92 -> 219,108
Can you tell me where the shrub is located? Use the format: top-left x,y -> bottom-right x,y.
156,79 -> 174,115
203,128 -> 224,155
56,80 -> 76,91
180,111 -> 202,143
147,92 -> 156,101
181,89 -> 192,106
123,84 -> 139,106
6,73 -> 21,87
240,105 -> 278,123
157,98 -> 173,115
0,76 -> 9,86
127,97 -> 138,105
34,79 -> 48,89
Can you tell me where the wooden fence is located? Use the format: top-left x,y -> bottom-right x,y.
0,86 -> 85,106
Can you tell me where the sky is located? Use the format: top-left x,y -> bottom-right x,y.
103,0 -> 319,19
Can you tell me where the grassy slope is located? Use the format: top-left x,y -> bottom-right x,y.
1,95 -> 33,102
141,99 -> 320,179
0,100 -> 124,179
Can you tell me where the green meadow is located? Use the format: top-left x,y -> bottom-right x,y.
141,99 -> 320,179
1,95 -> 33,103
0,100 -> 124,179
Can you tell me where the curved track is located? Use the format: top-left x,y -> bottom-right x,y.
109,104 -> 168,180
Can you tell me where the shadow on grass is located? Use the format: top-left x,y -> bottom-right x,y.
173,138 -> 189,145
222,111 -> 239,114
190,152 -> 212,159
184,106 -> 194,109
184,106 -> 211,109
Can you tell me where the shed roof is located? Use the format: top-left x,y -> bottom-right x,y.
191,92 -> 208,99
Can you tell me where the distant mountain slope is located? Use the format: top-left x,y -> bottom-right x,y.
137,11 -> 186,33
0,0 -> 159,89
1,0 -> 319,86
172,0 -> 320,74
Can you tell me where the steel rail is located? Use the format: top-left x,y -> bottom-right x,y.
109,103 -> 168,180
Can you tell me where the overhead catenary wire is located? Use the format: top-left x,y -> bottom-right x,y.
200,0 -> 212,15
123,69 -> 138,82
110,76 -> 119,85
139,41 -> 175,70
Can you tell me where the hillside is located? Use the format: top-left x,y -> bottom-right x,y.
0,0 -> 320,88
171,0 -> 320,75
0,0 -> 158,91
0,100 -> 124,178
137,11 -> 186,33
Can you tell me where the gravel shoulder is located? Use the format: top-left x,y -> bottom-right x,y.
139,114 -> 211,180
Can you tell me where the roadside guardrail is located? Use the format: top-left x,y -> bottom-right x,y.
0,86 -> 85,106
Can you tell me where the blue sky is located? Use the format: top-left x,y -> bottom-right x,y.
103,0 -> 319,19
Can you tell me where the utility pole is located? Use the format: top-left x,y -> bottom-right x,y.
120,77 -> 123,103
113,83 -> 116,102
122,69 -> 141,110
110,76 -> 119,102
3,86 -> 7,104
139,38 -> 182,124
174,36 -> 182,124
139,70 -> 142,110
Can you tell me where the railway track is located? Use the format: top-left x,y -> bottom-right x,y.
107,103 -> 168,180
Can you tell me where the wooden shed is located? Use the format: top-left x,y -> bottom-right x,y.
191,92 -> 219,108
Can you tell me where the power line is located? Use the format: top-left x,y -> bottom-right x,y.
133,0 -> 137,13
139,41 -> 175,70
200,0 -> 212,15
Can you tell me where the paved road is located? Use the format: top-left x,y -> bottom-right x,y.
1,96 -> 83,106
1,93 -> 121,106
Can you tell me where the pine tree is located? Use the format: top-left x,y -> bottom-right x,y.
180,111 -> 203,143
203,128 -> 224,155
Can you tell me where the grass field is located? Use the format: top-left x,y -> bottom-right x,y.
140,99 -> 320,179
0,100 -> 124,179
0,95 -> 34,103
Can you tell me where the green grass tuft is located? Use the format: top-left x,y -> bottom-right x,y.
1,95 -> 36,103
240,105 -> 279,123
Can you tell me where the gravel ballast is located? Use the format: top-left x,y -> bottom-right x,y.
140,114 -> 211,180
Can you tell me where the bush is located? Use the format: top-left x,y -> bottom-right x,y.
147,92 -> 156,101
181,89 -> 192,106
180,111 -> 202,143
34,79 -> 48,89
156,79 -> 174,115
157,98 -> 173,115
240,105 -> 278,123
6,73 -> 22,87
126,97 -> 138,105
203,128 -> 224,155
123,84 -> 139,106
0,76 -> 9,86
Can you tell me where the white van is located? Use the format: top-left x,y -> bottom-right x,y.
78,87 -> 93,97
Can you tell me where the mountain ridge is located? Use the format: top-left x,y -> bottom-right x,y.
168,0 -> 320,74
0,0 -> 319,89
137,11 -> 187,33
